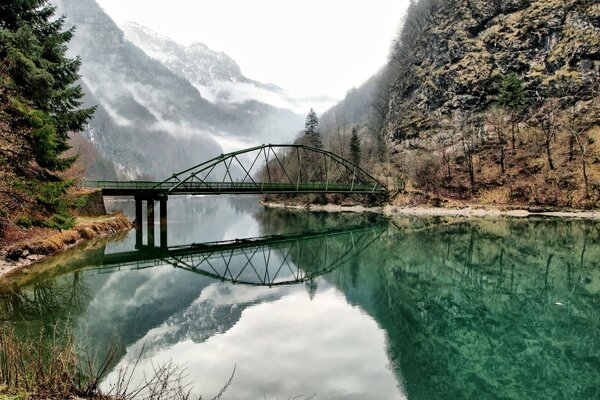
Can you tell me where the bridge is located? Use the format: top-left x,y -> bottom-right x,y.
90,224 -> 386,287
83,144 -> 388,248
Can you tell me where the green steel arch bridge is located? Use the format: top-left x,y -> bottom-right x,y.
83,144 -> 388,248
84,144 -> 387,197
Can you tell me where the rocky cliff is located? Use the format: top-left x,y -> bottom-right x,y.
387,0 -> 599,140
322,0 -> 600,209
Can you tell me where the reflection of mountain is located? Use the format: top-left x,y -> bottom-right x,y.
319,217 -> 600,400
5,201 -> 600,399
122,283 -> 293,359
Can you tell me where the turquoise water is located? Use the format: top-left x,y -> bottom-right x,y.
1,196 -> 599,399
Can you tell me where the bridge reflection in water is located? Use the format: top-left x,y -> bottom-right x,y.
93,224 -> 386,287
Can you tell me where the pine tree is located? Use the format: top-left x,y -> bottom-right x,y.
349,126 -> 361,166
1,0 -> 94,172
498,73 -> 526,110
304,108 -> 322,148
0,0 -> 94,231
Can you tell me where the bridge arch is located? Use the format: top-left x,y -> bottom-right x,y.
154,144 -> 387,195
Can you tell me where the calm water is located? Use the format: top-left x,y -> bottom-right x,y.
1,196 -> 600,400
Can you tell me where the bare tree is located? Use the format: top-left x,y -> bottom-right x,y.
487,108 -> 508,174
563,101 -> 598,196
458,114 -> 481,193
536,99 -> 560,171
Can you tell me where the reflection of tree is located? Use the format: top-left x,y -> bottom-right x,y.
251,208 -> 389,298
305,278 -> 318,300
331,217 -> 600,400
0,272 -> 91,335
255,206 -> 386,237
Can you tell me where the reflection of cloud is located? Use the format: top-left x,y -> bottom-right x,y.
103,286 -> 406,400
197,283 -> 287,306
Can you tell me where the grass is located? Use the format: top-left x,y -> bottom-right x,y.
0,327 -> 234,400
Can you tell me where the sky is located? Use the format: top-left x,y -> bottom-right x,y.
95,0 -> 410,99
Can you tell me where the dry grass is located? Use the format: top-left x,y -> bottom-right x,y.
0,328 -> 234,400
0,327 -> 99,399
1,213 -> 131,263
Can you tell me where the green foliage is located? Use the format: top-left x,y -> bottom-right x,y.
15,179 -> 76,230
497,73 -> 526,110
349,126 -> 361,166
0,0 -> 94,172
0,0 -> 95,230
41,210 -> 74,230
15,215 -> 34,228
304,108 -> 323,148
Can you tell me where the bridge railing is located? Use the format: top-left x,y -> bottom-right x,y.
83,181 -> 387,193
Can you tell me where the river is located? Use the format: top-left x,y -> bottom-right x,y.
1,196 -> 599,399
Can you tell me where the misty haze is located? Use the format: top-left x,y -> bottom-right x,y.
0,1 -> 599,400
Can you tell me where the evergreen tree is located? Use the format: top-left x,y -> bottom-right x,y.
497,73 -> 526,151
1,0 -> 94,172
0,0 -> 94,231
304,108 -> 322,148
498,73 -> 526,110
349,126 -> 361,166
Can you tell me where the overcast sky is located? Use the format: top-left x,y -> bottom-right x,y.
95,0 -> 410,99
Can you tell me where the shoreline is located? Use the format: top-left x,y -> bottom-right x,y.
262,201 -> 600,219
0,213 -> 132,279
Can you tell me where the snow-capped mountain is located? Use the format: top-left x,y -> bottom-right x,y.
122,22 -> 254,87
123,22 -> 338,114
52,0 -> 307,178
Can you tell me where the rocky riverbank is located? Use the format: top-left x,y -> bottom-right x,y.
262,201 -> 600,220
0,213 -> 131,278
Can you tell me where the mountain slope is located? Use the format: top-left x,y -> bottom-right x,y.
321,0 -> 600,209
386,0 -> 600,140
53,0 -> 305,179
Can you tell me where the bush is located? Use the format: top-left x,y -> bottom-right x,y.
15,216 -> 35,228
14,180 -> 77,230
410,152 -> 442,192
41,211 -> 75,230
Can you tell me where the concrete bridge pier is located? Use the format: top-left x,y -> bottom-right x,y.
147,199 -> 155,247
133,195 -> 168,249
135,195 -> 143,249
159,196 -> 168,249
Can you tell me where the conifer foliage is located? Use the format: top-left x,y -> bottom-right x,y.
304,108 -> 322,149
497,73 -> 526,111
349,126 -> 361,166
1,0 -> 94,172
0,0 -> 94,231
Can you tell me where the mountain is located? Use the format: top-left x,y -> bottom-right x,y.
322,0 -> 600,209
53,0 -> 305,179
122,22 -> 277,90
384,0 -> 599,141
122,23 -> 338,115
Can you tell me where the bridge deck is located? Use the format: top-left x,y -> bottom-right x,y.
83,181 -> 387,196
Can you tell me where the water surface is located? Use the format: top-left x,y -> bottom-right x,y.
1,196 -> 599,400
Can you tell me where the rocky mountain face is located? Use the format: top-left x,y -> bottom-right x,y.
386,0 -> 600,140
53,0 -> 304,179
321,0 -> 599,208
122,22 -> 257,87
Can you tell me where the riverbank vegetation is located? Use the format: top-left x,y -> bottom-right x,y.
0,327 -> 232,400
